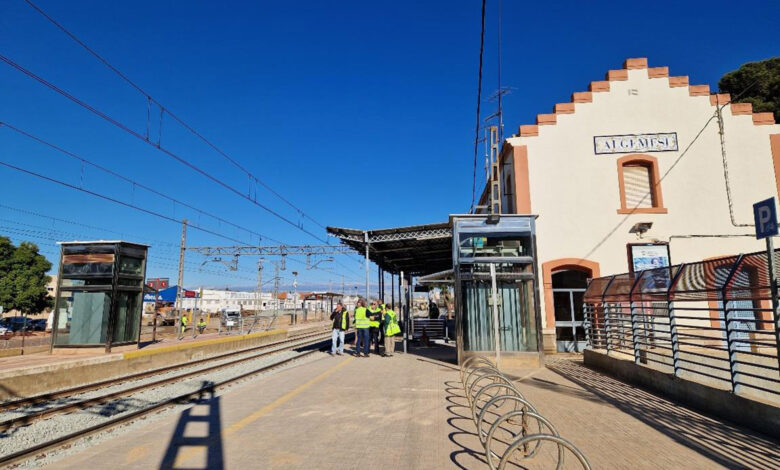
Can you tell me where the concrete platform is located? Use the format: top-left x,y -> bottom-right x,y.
41,343 -> 780,470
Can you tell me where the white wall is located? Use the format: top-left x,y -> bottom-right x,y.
500,64 -> 779,335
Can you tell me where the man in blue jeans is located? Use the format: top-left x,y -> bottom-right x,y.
353,299 -> 371,357
329,302 -> 349,355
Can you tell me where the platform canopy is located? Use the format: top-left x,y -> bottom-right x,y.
327,222 -> 452,276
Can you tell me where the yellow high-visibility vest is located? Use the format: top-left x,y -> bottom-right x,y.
367,307 -> 381,328
354,307 -> 370,329
385,309 -> 400,336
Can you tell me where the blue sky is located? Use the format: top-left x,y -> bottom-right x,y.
1,0 -> 778,291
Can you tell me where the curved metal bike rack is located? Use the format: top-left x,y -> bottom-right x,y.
471,382 -> 526,425
498,434 -> 592,470
458,355 -> 592,470
467,373 -> 522,409
485,410 -> 561,470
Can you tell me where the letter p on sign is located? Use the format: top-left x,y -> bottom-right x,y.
753,197 -> 779,239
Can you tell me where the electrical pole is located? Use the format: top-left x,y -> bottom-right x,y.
250,258 -> 264,332
175,219 -> 187,335
292,271 -> 299,325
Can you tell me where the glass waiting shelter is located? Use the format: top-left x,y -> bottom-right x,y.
51,241 -> 148,352
452,215 -> 543,368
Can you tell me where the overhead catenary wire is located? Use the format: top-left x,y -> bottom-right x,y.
470,0 -> 487,213
21,0 -> 328,232
0,203 -> 179,248
0,160 -> 255,246
0,208 -> 364,283
0,53 -> 331,246
579,82 -> 768,263
579,113 -> 719,262
0,122 -> 281,245
0,223 -> 359,284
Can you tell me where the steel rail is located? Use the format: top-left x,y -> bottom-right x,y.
0,329 -> 326,414
0,331 -> 332,431
0,334 -> 339,468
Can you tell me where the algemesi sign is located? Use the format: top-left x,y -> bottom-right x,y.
594,132 -> 678,154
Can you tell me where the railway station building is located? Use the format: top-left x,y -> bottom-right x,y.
329,57 -> 780,362
478,57 -> 780,352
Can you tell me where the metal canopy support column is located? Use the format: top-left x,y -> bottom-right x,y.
364,231 -> 370,301
402,270 -> 407,354
377,266 -> 382,300
489,263 -> 502,366
391,272 -> 395,308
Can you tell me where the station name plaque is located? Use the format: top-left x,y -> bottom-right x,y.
594,132 -> 678,154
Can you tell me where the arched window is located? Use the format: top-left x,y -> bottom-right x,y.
617,155 -> 667,214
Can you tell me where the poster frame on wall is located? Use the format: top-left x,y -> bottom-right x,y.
626,242 -> 671,275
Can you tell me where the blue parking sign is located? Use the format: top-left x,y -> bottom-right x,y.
753,197 -> 779,239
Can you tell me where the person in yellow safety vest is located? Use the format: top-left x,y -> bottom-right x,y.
367,300 -> 382,356
196,317 -> 207,336
353,300 -> 371,357
178,312 -> 188,340
383,304 -> 401,356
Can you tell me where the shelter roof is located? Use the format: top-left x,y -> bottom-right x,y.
327,222 -> 452,276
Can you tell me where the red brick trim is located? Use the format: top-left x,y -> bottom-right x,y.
537,114 -> 557,125
571,92 -> 592,103
624,58 -> 648,69
607,69 -> 628,81
710,93 -> 730,106
669,76 -> 689,87
689,85 -> 710,96
542,259 -> 601,330
518,125 -> 538,137
753,113 -> 775,125
554,103 -> 575,114
511,57 -> 775,140
616,154 -> 667,214
648,67 -> 669,78
730,103 -> 752,115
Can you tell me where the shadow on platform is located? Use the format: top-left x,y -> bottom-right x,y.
546,357 -> 780,470
444,379 -> 490,470
159,381 -> 225,470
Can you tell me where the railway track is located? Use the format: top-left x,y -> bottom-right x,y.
0,329 -> 325,416
0,329 -> 341,468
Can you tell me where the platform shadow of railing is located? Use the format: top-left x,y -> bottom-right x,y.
445,380 -> 492,470
159,381 -> 224,470
546,358 -> 780,470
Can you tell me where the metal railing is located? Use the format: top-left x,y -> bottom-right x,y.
583,250 -> 780,404
411,318 -> 446,340
459,356 -> 592,470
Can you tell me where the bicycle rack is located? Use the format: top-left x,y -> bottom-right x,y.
459,356 -> 592,469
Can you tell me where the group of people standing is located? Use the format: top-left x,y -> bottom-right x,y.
329,300 -> 401,357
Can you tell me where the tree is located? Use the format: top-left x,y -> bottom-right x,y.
719,57 -> 780,122
0,236 -> 53,314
